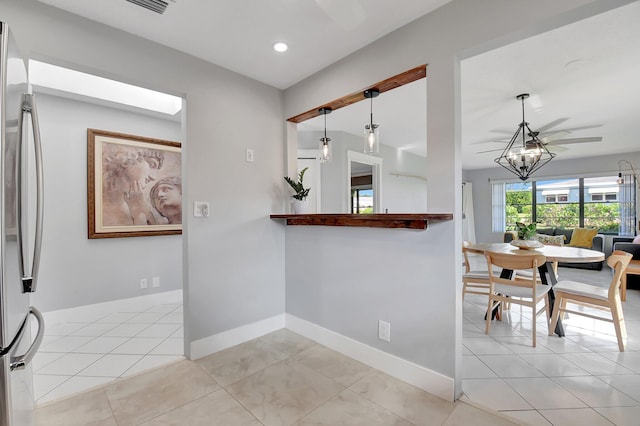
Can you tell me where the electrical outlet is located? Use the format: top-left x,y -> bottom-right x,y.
246,148 -> 255,162
378,320 -> 391,342
152,277 -> 160,288
140,278 -> 148,289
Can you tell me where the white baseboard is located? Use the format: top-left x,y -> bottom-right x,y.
190,314 -> 285,360
43,289 -> 183,326
285,314 -> 455,402
187,312 -> 454,401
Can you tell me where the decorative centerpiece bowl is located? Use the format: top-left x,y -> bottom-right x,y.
510,221 -> 543,249
510,239 -> 543,250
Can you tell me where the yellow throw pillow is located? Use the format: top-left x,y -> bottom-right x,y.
569,228 -> 598,248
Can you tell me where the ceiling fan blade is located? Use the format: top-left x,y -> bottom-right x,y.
550,137 -> 603,145
539,130 -> 571,143
547,145 -> 568,153
536,117 -> 570,133
556,124 -> 603,133
490,129 -> 516,136
472,138 -> 510,145
315,0 -> 366,30
476,148 -> 505,154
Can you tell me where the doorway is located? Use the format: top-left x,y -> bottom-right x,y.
347,151 -> 382,213
28,61 -> 185,405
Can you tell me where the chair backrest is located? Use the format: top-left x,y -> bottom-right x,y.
462,241 -> 473,273
485,251 -> 546,288
608,250 -> 633,299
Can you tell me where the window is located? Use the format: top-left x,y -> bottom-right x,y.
544,194 -> 569,202
589,187 -> 618,202
495,175 -> 635,235
504,182 -> 532,230
351,188 -> 373,214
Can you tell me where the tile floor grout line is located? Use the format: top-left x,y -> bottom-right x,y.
35,293 -> 185,406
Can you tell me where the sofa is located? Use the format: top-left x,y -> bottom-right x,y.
612,237 -> 640,289
503,227 -> 604,270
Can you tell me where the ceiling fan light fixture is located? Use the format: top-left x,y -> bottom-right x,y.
318,107 -> 332,163
363,89 -> 380,154
494,93 -> 556,181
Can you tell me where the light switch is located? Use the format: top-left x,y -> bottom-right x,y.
246,148 -> 255,162
194,201 -> 210,217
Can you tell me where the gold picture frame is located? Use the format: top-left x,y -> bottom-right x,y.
87,129 -> 182,239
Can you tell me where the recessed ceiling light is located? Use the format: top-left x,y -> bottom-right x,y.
273,42 -> 288,53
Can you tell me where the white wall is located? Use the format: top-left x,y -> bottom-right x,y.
283,0 -> 629,399
464,150 -> 640,247
31,93 -> 182,312
4,0 -> 286,353
298,130 -> 427,213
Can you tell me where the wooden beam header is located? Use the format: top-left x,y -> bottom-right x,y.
287,64 -> 427,123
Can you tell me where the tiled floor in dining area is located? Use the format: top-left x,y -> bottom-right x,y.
462,255 -> 640,426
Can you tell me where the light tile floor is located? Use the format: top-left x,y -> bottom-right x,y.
33,295 -> 184,405
462,253 -> 640,426
35,329 -> 519,426
34,261 -> 640,425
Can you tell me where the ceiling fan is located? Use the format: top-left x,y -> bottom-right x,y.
475,120 -> 603,154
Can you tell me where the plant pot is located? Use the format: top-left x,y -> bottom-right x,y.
292,199 -> 310,214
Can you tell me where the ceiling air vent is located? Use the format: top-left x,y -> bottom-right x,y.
126,0 -> 169,14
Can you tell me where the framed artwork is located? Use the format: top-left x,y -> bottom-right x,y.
87,129 -> 182,239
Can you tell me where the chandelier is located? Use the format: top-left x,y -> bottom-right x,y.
494,93 -> 555,181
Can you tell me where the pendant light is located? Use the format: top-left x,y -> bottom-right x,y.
318,107 -> 332,163
617,159 -> 639,185
363,89 -> 380,154
494,93 -> 555,181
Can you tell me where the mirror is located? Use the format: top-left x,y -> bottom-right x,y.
295,77 -> 427,214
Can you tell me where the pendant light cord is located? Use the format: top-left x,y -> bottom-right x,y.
520,96 -> 526,146
370,95 -> 374,128
324,111 -> 327,140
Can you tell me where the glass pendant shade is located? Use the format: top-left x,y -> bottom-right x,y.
494,94 -> 555,181
319,136 -> 332,162
318,107 -> 332,163
364,124 -> 379,153
363,89 -> 380,154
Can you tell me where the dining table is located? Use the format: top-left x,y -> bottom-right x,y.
465,242 -> 605,336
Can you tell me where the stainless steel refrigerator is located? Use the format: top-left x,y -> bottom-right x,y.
0,22 -> 45,426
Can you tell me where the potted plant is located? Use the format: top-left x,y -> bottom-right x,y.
284,167 -> 311,214
515,221 -> 537,240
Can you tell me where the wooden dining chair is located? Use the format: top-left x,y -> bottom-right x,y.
462,241 -> 492,301
550,250 -> 633,351
485,251 -> 551,347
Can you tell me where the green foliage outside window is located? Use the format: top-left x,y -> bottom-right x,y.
505,189 -> 532,230
506,184 -> 622,234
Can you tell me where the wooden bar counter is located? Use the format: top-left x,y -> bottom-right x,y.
270,213 -> 453,230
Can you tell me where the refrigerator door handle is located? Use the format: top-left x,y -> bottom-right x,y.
16,93 -> 44,293
9,307 -> 45,371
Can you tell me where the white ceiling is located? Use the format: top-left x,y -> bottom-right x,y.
37,0 -> 451,89
37,0 -> 640,171
461,1 -> 640,170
